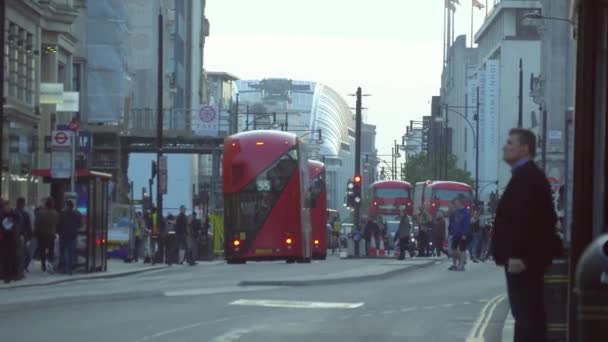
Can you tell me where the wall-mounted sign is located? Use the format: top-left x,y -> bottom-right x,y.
40,83 -> 65,104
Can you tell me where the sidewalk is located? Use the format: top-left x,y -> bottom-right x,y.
0,259 -> 168,290
502,310 -> 514,342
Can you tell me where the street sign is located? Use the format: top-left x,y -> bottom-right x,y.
68,119 -> 80,132
56,92 -> 80,112
78,130 -> 92,152
51,130 -> 73,148
51,150 -> 72,178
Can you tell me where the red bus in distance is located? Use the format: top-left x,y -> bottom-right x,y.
414,181 -> 474,218
308,160 -> 327,260
368,180 -> 414,219
223,130 -> 312,264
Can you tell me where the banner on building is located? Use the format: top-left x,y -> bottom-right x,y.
51,150 -> 72,179
192,104 -> 220,137
40,83 -> 65,104
56,92 -> 80,112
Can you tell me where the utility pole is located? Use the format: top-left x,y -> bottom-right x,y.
542,107 -> 547,170
475,87 -> 480,203
354,87 -> 362,230
444,105 -> 450,179
518,58 -> 523,127
0,1 -> 5,197
156,11 -> 164,219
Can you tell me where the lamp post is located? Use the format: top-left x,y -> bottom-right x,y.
442,97 -> 480,203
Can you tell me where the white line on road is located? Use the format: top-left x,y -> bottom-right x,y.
229,299 -> 365,309
465,293 -> 506,342
361,313 -> 373,317
382,310 -> 395,315
164,286 -> 281,297
211,329 -> 252,342
441,304 -> 454,308
135,317 -> 233,341
462,301 -> 472,305
400,307 -> 416,312
423,306 -> 436,310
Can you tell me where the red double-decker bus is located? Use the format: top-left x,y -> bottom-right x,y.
368,180 -> 414,219
414,181 -> 474,218
223,130 -> 312,264
308,160 -> 327,260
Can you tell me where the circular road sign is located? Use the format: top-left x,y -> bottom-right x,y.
68,120 -> 80,132
54,131 -> 69,145
199,105 -> 216,123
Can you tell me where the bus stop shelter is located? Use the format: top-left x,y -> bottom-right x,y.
32,169 -> 112,273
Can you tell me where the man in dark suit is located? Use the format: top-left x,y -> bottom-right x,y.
491,128 -> 559,342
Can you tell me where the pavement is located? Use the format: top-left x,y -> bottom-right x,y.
0,259 -> 170,289
0,255 -> 512,341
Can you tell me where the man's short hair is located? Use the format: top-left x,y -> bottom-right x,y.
66,200 -> 74,209
509,128 -> 536,158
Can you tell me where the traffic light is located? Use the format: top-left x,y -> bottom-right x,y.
346,180 -> 355,207
353,174 -> 362,207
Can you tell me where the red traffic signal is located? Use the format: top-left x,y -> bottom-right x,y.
353,175 -> 362,184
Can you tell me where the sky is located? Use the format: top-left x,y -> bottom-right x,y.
204,0 -> 488,156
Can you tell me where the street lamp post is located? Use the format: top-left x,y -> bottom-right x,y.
441,96 -> 480,203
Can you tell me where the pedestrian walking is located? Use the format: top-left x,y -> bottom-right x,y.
175,205 -> 193,265
448,196 -> 471,271
395,209 -> 411,260
469,209 -> 481,262
190,212 -> 203,261
58,200 -> 82,275
15,197 -> 33,273
133,211 -> 144,262
433,211 -> 447,257
491,128 -> 563,342
0,198 -> 20,283
35,197 -> 59,272
416,207 -> 432,257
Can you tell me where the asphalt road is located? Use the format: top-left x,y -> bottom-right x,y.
0,257 -> 509,342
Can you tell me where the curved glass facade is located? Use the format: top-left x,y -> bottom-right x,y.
235,79 -> 356,215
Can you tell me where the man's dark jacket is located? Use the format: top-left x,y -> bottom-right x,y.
491,161 -> 560,270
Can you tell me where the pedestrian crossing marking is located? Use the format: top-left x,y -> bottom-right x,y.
229,299 -> 364,309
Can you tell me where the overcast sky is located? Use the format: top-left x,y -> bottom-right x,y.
205,0 -> 488,156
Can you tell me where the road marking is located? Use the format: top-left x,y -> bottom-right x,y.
423,306 -> 435,310
462,301 -> 472,305
211,329 -> 252,342
229,299 -> 364,310
401,307 -> 416,312
164,286 -> 280,297
136,317 -> 233,341
441,304 -> 454,308
338,315 -> 352,320
382,310 -> 395,315
362,313 -> 373,317
479,294 -> 506,338
465,293 -> 506,342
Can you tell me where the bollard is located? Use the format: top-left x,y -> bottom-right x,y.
575,233 -> 608,342
544,258 -> 568,342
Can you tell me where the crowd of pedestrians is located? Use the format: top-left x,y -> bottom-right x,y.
0,196 -> 82,283
138,205 -> 210,266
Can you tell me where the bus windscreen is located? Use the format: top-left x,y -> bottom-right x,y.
374,187 -> 410,199
432,189 -> 473,202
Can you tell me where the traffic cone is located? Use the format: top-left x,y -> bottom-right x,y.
369,236 -> 377,257
378,239 -> 386,257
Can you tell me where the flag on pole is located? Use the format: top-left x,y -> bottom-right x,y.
472,0 -> 485,9
446,0 -> 457,11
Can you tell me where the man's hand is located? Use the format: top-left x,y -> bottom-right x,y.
507,258 -> 526,274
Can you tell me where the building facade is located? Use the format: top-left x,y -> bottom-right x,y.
2,0 -> 86,203
441,35 -> 478,174
472,0 -> 542,200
